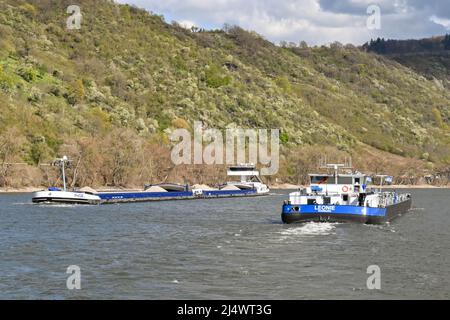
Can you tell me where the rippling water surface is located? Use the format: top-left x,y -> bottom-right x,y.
0,189 -> 448,299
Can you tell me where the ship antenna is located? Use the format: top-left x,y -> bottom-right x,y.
52,156 -> 71,192
62,156 -> 68,191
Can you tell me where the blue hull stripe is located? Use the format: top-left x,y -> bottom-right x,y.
98,191 -> 193,200
98,189 -> 257,200
283,204 -> 387,217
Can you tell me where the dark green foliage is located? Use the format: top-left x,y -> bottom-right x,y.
444,34 -> 450,50
364,36 -> 449,54
205,64 -> 231,88
17,66 -> 40,82
280,132 -> 289,144
364,35 -> 450,89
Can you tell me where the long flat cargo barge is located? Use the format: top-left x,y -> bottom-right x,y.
97,189 -> 264,204
32,164 -> 270,205
98,191 -> 194,203
32,188 -> 267,205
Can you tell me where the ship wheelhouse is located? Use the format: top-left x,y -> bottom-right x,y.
290,163 -> 373,207
225,164 -> 269,194
308,172 -> 368,195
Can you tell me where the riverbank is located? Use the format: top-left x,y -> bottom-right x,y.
0,186 -> 145,193
268,183 -> 450,189
1,184 -> 449,193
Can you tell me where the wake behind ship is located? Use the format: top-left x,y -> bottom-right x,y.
281,163 -> 412,224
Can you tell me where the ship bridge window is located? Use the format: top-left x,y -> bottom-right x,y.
310,176 -> 330,184
337,176 -> 353,184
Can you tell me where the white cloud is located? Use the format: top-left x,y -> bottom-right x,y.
117,0 -> 450,45
430,15 -> 450,30
178,20 -> 197,29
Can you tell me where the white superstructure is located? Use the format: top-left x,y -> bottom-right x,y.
226,164 -> 270,194
288,164 -> 408,208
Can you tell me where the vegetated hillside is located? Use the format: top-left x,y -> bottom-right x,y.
0,0 -> 449,188
363,36 -> 450,88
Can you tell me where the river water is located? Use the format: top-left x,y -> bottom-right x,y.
0,189 -> 448,299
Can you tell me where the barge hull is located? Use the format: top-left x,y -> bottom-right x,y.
281,198 -> 412,224
32,189 -> 268,205
32,190 -> 101,205
97,189 -> 265,204
384,198 -> 412,222
32,197 -> 98,205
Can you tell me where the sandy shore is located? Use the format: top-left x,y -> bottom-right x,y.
0,187 -> 45,193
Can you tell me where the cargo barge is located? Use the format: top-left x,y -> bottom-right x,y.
32,159 -> 269,205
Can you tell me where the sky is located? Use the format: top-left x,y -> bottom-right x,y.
116,0 -> 450,46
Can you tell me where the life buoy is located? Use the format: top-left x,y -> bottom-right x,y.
342,185 -> 349,192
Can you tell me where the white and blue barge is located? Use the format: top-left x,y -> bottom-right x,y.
32,162 -> 269,205
282,164 -> 412,224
